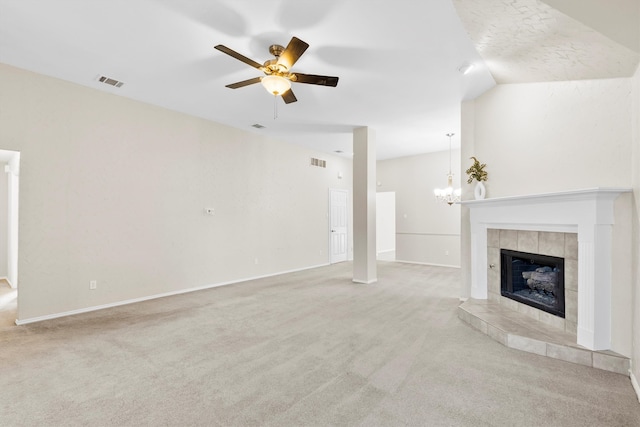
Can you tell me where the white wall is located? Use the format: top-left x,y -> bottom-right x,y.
461,77 -> 635,356
460,101 -> 475,299
377,151 -> 461,267
471,79 -> 632,196
0,63 -> 353,321
376,192 -> 395,254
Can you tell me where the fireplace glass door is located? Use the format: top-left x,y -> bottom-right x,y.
500,249 -> 565,318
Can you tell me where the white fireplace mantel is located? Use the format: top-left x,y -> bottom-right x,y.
460,187 -> 632,351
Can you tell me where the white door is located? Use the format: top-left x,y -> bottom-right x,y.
329,189 -> 348,263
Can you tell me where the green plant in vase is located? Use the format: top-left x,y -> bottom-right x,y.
466,156 -> 488,199
466,157 -> 487,183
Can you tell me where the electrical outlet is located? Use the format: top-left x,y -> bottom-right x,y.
445,250 -> 449,256
90,280 -> 97,290
254,258 -> 259,265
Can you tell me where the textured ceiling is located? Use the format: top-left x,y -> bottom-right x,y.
453,0 -> 640,84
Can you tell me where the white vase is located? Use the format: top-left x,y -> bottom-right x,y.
474,181 -> 486,200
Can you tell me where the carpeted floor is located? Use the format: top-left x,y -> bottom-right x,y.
1,262 -> 638,426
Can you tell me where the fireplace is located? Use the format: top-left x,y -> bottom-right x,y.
462,187 -> 632,351
500,249 -> 565,318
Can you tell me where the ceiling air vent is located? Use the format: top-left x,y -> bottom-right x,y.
310,157 -> 326,168
98,75 -> 124,88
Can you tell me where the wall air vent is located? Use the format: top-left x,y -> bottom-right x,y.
98,75 -> 124,88
251,124 -> 265,129
310,157 -> 327,168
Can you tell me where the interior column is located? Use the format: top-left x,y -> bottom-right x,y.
353,126 -> 377,284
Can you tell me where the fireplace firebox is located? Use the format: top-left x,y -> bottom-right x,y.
500,249 -> 565,318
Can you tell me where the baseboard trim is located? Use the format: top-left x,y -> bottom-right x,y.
352,278 -> 377,284
394,259 -> 461,269
631,369 -> 640,403
0,276 -> 15,289
15,263 -> 330,326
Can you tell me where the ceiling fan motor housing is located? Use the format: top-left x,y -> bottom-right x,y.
263,58 -> 288,74
268,44 -> 285,58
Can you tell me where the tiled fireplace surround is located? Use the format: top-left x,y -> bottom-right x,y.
486,229 -> 578,335
459,188 -> 632,375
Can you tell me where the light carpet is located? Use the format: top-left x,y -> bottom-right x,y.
1,262 -> 638,426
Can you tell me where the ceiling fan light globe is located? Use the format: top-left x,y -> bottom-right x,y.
261,75 -> 291,96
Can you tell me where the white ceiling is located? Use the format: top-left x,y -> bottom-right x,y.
0,0 -> 638,160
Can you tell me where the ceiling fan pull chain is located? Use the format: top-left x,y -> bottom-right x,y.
273,95 -> 278,120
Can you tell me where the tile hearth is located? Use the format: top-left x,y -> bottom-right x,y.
458,299 -> 630,376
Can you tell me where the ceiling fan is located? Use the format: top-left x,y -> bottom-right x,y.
214,37 -> 339,104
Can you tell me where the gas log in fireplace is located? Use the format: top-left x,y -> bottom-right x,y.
501,249 -> 565,318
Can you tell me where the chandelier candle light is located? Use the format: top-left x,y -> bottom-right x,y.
434,133 -> 462,205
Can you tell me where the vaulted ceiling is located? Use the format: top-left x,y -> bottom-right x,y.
0,0 -> 638,159
453,0 -> 639,84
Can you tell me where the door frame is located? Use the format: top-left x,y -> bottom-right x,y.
1,150 -> 19,289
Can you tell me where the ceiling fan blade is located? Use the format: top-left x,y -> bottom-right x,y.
292,73 -> 339,87
225,77 -> 262,89
281,88 -> 297,104
277,37 -> 309,71
214,44 -> 263,70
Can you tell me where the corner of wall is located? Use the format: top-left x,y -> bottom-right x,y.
631,58 -> 640,400
460,100 -> 476,299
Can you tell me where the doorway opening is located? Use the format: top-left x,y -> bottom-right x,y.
0,149 -> 20,328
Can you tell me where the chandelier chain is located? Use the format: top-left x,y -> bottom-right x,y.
434,133 -> 461,206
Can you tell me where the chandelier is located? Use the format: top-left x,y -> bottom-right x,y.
434,133 -> 461,205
